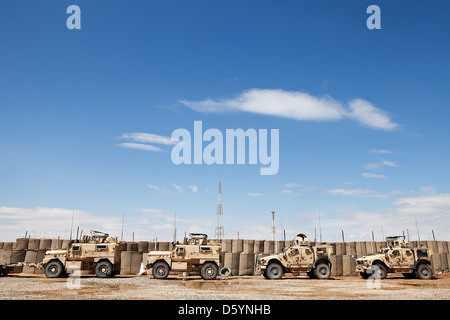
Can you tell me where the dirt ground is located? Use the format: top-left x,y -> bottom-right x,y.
1,273 -> 449,300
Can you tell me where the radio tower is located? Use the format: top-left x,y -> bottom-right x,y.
271,211 -> 276,241
215,182 -> 224,240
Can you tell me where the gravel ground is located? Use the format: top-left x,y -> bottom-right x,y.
1,273 -> 449,300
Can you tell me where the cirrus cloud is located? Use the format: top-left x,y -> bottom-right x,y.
180,88 -> 399,131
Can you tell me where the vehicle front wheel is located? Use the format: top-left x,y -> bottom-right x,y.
266,263 -> 283,280
45,260 -> 65,278
314,263 -> 331,279
415,264 -> 432,280
152,261 -> 170,279
200,262 -> 218,280
371,263 -> 387,279
95,261 -> 114,278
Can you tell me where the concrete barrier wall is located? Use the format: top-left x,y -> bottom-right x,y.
5,237 -> 449,277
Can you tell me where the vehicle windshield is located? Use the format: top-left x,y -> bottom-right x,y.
377,248 -> 389,254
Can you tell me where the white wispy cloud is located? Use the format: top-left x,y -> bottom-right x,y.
346,99 -> 399,131
179,88 -> 399,131
284,183 -> 303,188
117,142 -> 163,152
146,184 -> 160,190
174,184 -> 183,192
362,172 -> 387,179
364,160 -> 398,170
327,188 -> 387,198
188,185 -> 198,193
370,149 -> 392,154
120,132 -> 176,145
246,192 -> 265,197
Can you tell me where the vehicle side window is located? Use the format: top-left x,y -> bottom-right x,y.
200,246 -> 210,252
392,250 -> 399,255
97,245 -> 107,250
176,247 -> 184,253
72,246 -> 80,251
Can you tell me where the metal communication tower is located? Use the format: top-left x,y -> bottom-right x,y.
215,182 -> 224,239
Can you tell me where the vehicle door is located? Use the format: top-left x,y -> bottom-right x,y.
387,249 -> 402,268
285,247 -> 300,269
400,248 -> 414,267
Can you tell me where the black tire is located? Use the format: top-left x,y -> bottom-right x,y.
200,263 -> 219,280
95,260 -> 114,278
266,263 -> 283,280
314,263 -> 331,279
152,261 -> 170,279
360,271 -> 371,279
371,263 -> 387,279
262,270 -> 270,279
415,264 -> 432,280
45,260 -> 65,278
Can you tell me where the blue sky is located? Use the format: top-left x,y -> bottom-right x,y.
1,1 -> 449,242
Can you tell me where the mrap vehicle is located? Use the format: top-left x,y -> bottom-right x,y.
356,236 -> 433,279
146,233 -> 221,280
256,233 -> 333,280
43,230 -> 123,278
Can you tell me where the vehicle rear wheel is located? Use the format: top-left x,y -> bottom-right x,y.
95,261 -> 114,278
360,271 -> 370,279
415,264 -> 432,280
266,263 -> 283,280
262,270 -> 270,279
152,261 -> 170,279
200,262 -> 218,280
45,260 -> 65,278
314,263 -> 331,279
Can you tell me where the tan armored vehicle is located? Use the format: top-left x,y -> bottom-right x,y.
356,236 -> 433,279
43,230 -> 122,278
256,234 -> 333,280
146,233 -> 221,280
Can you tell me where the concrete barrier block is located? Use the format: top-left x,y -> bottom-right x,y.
232,239 -> 243,253
243,240 -> 254,254
15,238 -> 29,250
39,239 -> 52,250
263,241 -> 274,254
10,249 -> 26,263
2,242 -> 13,250
130,252 -> 143,275
439,253 -> 449,273
120,251 -> 132,274
343,255 -> 357,276
0,249 -> 12,264
238,253 -> 255,276
27,239 -> 40,250
345,242 -> 356,256
221,239 -> 232,253
138,241 -> 148,253
253,240 -> 264,253
224,253 -> 240,276
431,254 -> 442,273
336,243 -> 346,256
330,255 -> 343,276
437,241 -> 448,254
127,242 -> 138,251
